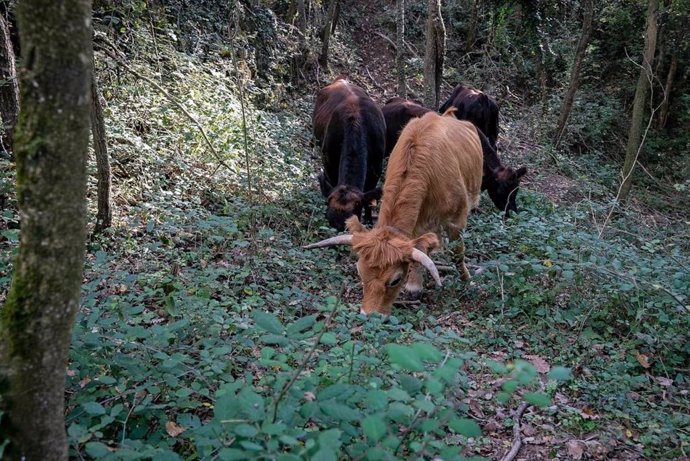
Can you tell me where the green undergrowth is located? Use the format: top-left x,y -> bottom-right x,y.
1,27 -> 688,461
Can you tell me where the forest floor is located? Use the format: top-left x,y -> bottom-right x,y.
1,10 -> 689,461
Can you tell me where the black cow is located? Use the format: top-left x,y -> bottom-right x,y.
439,85 -> 499,150
381,97 -> 432,157
313,77 -> 385,231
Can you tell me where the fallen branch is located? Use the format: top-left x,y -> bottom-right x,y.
365,66 -> 386,94
94,38 -> 234,174
500,402 -> 529,461
374,31 -> 397,50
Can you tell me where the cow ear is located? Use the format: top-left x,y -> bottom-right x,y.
318,173 -> 333,197
346,215 -> 366,233
516,166 -> 527,179
411,232 -> 440,254
362,187 -> 383,205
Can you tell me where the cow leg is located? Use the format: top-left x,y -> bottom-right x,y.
446,225 -> 470,281
362,203 -> 373,225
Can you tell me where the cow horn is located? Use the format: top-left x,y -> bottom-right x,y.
303,234 -> 353,249
411,248 -> 442,287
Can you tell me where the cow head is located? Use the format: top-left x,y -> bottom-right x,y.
305,216 -> 441,315
488,166 -> 527,216
322,183 -> 382,231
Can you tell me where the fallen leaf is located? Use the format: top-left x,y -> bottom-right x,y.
304,391 -> 316,401
66,369 -> 77,377
165,421 -> 185,437
579,406 -> 599,420
656,376 -> 673,387
635,352 -> 651,368
566,440 -> 585,460
79,377 -> 91,388
525,354 -> 551,374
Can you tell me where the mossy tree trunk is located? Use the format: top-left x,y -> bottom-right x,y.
396,0 -> 406,98
0,14 -> 18,156
619,0 -> 658,202
319,0 -> 339,67
423,0 -> 445,109
91,69 -> 113,232
0,0 -> 93,459
554,0 -> 594,147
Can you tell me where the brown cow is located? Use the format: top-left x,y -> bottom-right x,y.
384,96 -> 527,216
305,109 -> 483,315
313,77 -> 385,231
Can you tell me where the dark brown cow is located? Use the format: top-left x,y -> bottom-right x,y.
306,109 -> 483,315
439,84 -> 499,150
381,97 -> 431,157
313,77 -> 385,231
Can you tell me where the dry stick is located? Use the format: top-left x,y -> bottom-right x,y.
94,42 -> 234,174
374,31 -> 397,50
271,299 -> 340,423
500,402 -> 529,461
365,66 -> 386,94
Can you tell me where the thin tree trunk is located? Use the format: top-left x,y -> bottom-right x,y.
0,0 -> 93,459
331,0 -> 341,34
91,70 -> 113,232
396,0 -> 406,97
465,0 -> 478,52
657,53 -> 676,129
319,0 -> 339,67
296,0 -> 307,34
554,0 -> 594,147
619,0 -> 658,202
423,0 -> 446,109
0,14 -> 18,155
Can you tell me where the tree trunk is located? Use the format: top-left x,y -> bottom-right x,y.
319,0 -> 339,67
0,14 -> 18,156
657,53 -> 676,130
554,0 -> 594,147
465,0 -> 478,52
296,0 -> 307,34
423,0 -> 446,109
91,70 -> 113,232
619,0 -> 658,202
0,0 -> 93,459
331,0 -> 341,34
396,0 -> 406,98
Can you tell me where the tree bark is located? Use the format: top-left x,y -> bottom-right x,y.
554,0 -> 594,147
319,0 -> 339,67
657,53 -> 676,130
423,0 -> 446,109
396,0 -> 406,98
0,13 -> 18,156
619,0 -> 658,202
465,0 -> 478,52
0,0 -> 93,459
91,69 -> 112,232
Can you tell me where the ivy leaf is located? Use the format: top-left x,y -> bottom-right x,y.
449,418 -> 482,438
548,366 -> 572,382
524,392 -> 551,407
361,415 -> 386,441
82,401 -> 106,416
253,311 -> 284,334
386,344 -> 423,371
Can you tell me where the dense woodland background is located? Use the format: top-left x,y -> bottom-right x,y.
0,0 -> 689,459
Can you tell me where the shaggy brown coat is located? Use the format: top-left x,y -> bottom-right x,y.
347,109 -> 483,314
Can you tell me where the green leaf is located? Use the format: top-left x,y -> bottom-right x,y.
232,423 -> 259,437
219,448 -> 249,460
254,310 -> 284,334
524,392 -> 551,407
320,401 -> 360,421
449,418 -> 482,438
386,344 -> 423,371
238,388 -> 265,421
312,447 -> 337,461
361,415 -> 386,441
411,343 -> 442,362
320,332 -> 337,345
82,401 -> 106,416
85,442 -> 110,457
286,315 -> 316,335
548,366 -> 572,381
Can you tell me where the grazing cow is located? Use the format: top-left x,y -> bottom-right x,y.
439,84 -> 499,150
384,96 -> 527,216
306,109 -> 483,315
381,97 -> 432,157
313,77 -> 385,231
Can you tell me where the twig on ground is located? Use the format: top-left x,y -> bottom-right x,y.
365,66 -> 386,94
374,31 -> 397,50
500,402 -> 529,461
